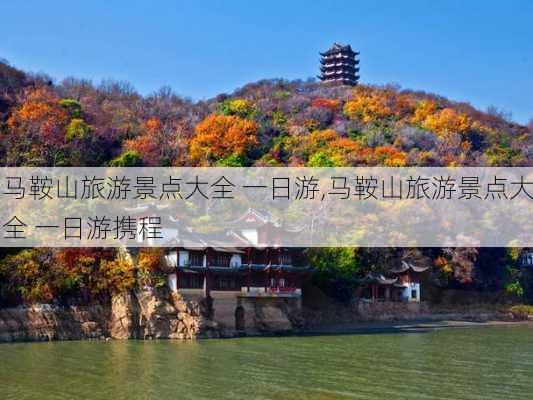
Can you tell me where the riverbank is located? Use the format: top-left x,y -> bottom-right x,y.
1,300 -> 531,342
303,319 -> 533,336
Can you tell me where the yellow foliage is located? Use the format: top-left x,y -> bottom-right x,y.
411,100 -> 438,125
422,108 -> 471,136
229,99 -> 252,115
97,257 -> 136,295
344,87 -> 393,123
412,100 -> 471,137
221,98 -> 255,118
138,248 -> 164,273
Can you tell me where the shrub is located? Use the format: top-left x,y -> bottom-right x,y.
109,150 -> 143,167
219,98 -> 255,118
59,98 -> 82,118
509,305 -> 533,320
65,118 -> 92,140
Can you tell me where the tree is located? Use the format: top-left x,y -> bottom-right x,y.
5,87 -> 69,165
123,117 -> 182,166
189,114 -> 258,165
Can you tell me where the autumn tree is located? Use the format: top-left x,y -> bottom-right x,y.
344,86 -> 394,123
189,114 -> 258,165
5,87 -> 69,165
122,117 -> 183,166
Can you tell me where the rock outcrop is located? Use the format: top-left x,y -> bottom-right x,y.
0,287 -> 221,342
0,304 -> 109,342
110,287 -> 220,340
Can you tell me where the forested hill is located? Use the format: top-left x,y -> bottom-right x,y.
0,60 -> 532,306
0,60 -> 531,168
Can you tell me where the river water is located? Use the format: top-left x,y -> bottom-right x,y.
1,326 -> 532,400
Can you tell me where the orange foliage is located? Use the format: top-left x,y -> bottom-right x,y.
311,98 -> 340,111
189,114 -> 258,164
308,129 -> 339,148
300,129 -> 365,166
434,256 -> 453,274
7,87 -> 69,146
124,117 -> 166,166
371,146 -> 408,166
125,135 -> 161,166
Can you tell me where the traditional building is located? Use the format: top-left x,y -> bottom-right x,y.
161,208 -> 312,298
357,262 -> 429,303
319,43 -> 360,86
126,205 -> 313,333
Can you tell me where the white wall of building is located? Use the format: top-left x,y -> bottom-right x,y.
401,283 -> 421,302
230,254 -> 242,267
178,251 -> 189,267
241,229 -> 258,246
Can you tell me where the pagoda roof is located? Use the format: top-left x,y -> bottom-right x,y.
359,272 -> 398,285
320,43 -> 359,56
390,261 -> 429,274
163,227 -> 243,249
225,207 -> 305,232
124,202 -> 171,215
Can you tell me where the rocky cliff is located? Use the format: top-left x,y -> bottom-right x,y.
0,287 -> 220,342
0,304 -> 109,342
110,287 -> 220,339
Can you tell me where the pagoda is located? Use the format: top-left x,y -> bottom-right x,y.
319,43 -> 359,86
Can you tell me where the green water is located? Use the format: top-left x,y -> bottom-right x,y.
1,326 -> 532,400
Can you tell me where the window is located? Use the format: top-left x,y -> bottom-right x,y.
279,254 -> 292,265
181,274 -> 203,289
217,278 -> 236,290
189,251 -> 204,267
214,253 -> 231,267
411,289 -> 417,299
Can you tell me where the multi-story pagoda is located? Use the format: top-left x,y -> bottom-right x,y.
319,43 -> 359,86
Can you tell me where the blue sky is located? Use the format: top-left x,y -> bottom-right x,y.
1,0 -> 532,123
